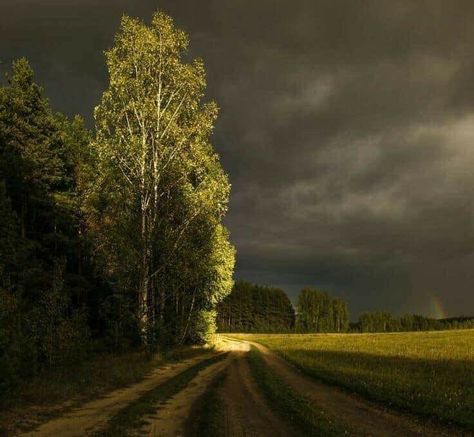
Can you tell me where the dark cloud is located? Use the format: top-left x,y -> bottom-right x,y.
2,0 -> 473,318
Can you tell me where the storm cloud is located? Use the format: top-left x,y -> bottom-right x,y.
1,0 -> 473,317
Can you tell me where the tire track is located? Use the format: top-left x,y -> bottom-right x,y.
218,352 -> 296,437
21,351 -> 216,437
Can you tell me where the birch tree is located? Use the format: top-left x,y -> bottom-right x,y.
89,12 -> 234,344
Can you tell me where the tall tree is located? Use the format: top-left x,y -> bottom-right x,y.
89,11 -> 234,345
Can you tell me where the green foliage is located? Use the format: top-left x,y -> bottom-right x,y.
89,11 -> 234,346
0,182 -> 21,283
99,292 -> 141,352
188,309 -> 217,344
296,288 -> 349,333
217,281 -> 295,332
0,58 -> 115,402
0,9 -> 234,408
0,289 -> 21,397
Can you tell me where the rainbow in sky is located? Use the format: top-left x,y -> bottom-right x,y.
426,295 -> 447,319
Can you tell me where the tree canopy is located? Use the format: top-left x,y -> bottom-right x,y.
88,11 -> 234,346
0,10 -> 235,401
296,288 -> 349,333
217,281 -> 295,332
0,58 -> 97,395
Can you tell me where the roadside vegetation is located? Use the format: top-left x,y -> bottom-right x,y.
235,330 -> 474,429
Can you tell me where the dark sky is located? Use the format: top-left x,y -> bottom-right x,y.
2,0 -> 474,318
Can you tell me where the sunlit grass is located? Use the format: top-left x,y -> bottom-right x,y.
232,330 -> 474,429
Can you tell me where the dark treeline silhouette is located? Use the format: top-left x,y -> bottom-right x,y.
217,281 -> 295,332
218,283 -> 474,335
352,312 -> 474,333
217,283 -> 350,333
0,59 -> 108,396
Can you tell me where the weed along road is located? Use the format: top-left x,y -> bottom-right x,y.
19,335 -> 464,437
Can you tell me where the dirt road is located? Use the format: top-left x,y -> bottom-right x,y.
22,351 -> 218,437
20,337 -> 458,436
215,350 -> 297,437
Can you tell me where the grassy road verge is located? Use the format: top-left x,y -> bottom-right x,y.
247,346 -> 347,436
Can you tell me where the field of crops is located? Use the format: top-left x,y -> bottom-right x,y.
233,330 -> 474,429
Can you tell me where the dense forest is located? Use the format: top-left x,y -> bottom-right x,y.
0,12 -> 234,398
216,281 -> 295,332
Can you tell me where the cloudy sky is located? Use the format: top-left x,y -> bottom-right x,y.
2,0 -> 473,318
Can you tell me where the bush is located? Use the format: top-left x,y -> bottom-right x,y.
189,309 -> 217,344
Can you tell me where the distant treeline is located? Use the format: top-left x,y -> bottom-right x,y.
216,283 -> 349,333
216,281 -> 295,332
352,312 -> 474,333
217,283 -> 474,334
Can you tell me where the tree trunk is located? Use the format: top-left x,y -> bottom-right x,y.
139,209 -> 149,344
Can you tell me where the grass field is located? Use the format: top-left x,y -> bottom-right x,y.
232,329 -> 474,429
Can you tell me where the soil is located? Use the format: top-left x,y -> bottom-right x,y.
217,352 -> 296,437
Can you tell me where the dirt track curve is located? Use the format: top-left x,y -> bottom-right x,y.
19,337 -> 457,437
